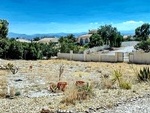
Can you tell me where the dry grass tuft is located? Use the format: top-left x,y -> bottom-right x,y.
61,85 -> 78,105
61,82 -> 94,105
112,69 -> 132,90
102,78 -> 114,89
0,70 -> 8,97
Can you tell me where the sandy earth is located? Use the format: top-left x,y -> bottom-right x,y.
0,59 -> 150,113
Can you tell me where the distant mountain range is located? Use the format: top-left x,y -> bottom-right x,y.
8,30 -> 134,40
8,32 -> 87,40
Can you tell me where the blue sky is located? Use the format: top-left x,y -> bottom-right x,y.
0,0 -> 150,34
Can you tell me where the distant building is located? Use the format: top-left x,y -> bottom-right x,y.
77,34 -> 92,45
123,35 -> 134,40
35,37 -> 59,44
16,39 -> 31,43
77,29 -> 97,45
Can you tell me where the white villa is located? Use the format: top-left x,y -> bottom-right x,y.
77,29 -> 97,45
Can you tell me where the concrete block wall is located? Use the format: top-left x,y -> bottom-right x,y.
101,55 -> 116,62
57,53 -> 70,60
86,54 -> 100,61
129,52 -> 150,64
72,54 -> 84,61
57,51 -> 124,62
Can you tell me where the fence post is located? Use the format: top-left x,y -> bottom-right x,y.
115,52 -> 118,62
57,50 -> 60,58
70,50 -> 73,60
99,53 -> 101,62
84,51 -> 87,61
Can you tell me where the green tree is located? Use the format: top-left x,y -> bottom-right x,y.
97,25 -> 122,47
67,34 -> 76,42
0,19 -> 9,38
8,41 -> 23,59
0,39 -> 10,58
115,32 -> 123,47
88,33 -> 103,48
25,43 -> 38,60
42,42 -> 58,58
33,37 -> 40,41
22,42 -> 30,59
135,39 -> 150,52
59,34 -> 79,53
135,23 -> 150,41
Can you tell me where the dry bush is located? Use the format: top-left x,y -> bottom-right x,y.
9,86 -> 16,97
0,70 -> 8,97
76,82 -> 94,100
61,82 -> 94,105
61,85 -> 78,105
119,82 -> 131,90
59,65 -> 64,81
49,82 -> 58,93
100,68 -> 132,90
102,78 -> 114,89
100,73 -> 114,89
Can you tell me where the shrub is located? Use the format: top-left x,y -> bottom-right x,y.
59,65 -> 64,81
119,82 -> 131,90
102,78 -> 114,89
0,71 -> 7,98
134,40 -> 150,52
77,82 -> 94,100
137,67 -> 150,82
60,86 -> 78,105
112,69 -> 123,85
9,86 -> 15,97
49,83 -> 58,93
112,69 -> 132,89
7,63 -> 19,74
61,82 -> 94,105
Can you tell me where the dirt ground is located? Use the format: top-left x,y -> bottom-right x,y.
0,59 -> 150,113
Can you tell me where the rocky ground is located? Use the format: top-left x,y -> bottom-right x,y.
103,94 -> 150,113
0,59 -> 150,113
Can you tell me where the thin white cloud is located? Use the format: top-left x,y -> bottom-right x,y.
112,20 -> 145,31
122,20 -> 144,24
90,22 -> 99,25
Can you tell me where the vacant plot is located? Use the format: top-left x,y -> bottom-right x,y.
0,59 -> 150,113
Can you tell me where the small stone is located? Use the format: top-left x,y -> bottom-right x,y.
5,94 -> 10,98
14,79 -> 23,82
9,96 -> 15,99
40,108 -> 51,113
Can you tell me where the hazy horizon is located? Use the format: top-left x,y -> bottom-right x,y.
1,0 -> 150,34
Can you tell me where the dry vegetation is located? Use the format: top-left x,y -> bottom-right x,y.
0,59 -> 150,112
0,70 -> 7,97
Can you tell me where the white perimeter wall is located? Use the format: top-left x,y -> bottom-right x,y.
57,53 -> 70,60
101,55 -> 116,62
72,54 -> 84,61
57,52 -> 124,62
58,51 -> 150,64
129,52 -> 150,64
